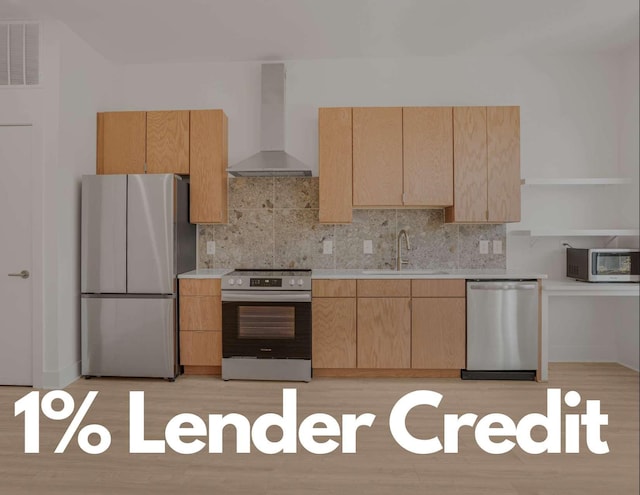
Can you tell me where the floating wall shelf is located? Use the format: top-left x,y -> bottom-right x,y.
521,178 -> 633,186
510,229 -> 640,237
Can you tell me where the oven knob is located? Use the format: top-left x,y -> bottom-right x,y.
298,279 -> 304,286
228,279 -> 234,286
289,279 -> 295,286
237,279 -> 243,286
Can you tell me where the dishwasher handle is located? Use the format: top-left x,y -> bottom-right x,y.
467,282 -> 538,291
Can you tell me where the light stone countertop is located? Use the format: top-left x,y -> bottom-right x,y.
543,279 -> 639,294
178,268 -> 232,279
312,269 -> 547,280
178,268 -> 548,280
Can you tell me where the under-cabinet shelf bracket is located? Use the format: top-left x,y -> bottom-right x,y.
604,236 -> 618,247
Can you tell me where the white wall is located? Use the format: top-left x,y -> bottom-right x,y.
115,53 -> 638,369
4,25 -> 637,381
1,20 -> 116,388
617,43 -> 639,245
49,22 -> 117,387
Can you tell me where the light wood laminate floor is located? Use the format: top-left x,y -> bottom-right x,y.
0,363 -> 637,494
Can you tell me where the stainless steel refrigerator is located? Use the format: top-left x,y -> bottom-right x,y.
81,174 -> 195,379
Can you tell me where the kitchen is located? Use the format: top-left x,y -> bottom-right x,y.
0,1 -> 638,494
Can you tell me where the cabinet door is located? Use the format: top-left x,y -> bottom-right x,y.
319,107 -> 353,223
312,298 -> 357,368
179,296 -> 222,331
190,110 -> 228,224
412,298 -> 465,369
353,107 -> 403,206
146,111 -> 190,174
449,107 -> 488,222
487,106 -> 520,222
403,107 -> 453,206
357,297 -> 410,368
97,112 -> 146,175
180,331 -> 222,366
179,279 -> 222,367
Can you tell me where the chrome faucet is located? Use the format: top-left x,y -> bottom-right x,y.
396,229 -> 411,271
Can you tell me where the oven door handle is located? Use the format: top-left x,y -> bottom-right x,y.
221,291 -> 312,303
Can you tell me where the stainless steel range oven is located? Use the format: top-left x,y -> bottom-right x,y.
221,269 -> 312,382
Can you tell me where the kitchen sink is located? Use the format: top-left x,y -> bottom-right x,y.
362,269 -> 449,275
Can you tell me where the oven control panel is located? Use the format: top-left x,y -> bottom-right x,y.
250,278 -> 282,288
223,272 -> 312,291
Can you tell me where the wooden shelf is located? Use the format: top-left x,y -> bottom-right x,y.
521,177 -> 633,186
510,229 -> 640,237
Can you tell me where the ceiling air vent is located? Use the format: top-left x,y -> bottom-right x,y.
0,22 -> 40,86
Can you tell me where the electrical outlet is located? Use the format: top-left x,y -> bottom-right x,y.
492,240 -> 503,255
479,240 -> 490,255
206,241 -> 215,255
323,240 -> 333,255
363,240 -> 373,254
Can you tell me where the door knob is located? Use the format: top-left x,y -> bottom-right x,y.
8,270 -> 30,279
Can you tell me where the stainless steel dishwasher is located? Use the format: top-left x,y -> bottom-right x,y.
462,280 -> 538,380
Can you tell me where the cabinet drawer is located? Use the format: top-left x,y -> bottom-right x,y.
179,279 -> 221,296
312,279 -> 357,298
180,331 -> 221,366
179,296 -> 221,330
357,279 -> 411,297
411,279 -> 465,298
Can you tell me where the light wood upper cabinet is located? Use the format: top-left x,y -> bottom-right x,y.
353,107 -> 403,207
146,111 -> 190,174
487,106 -> 521,222
445,106 -> 520,223
97,111 -> 146,175
97,109 -> 228,224
190,110 -> 228,224
449,106 -> 488,222
319,108 -> 353,223
403,107 -> 454,206
319,104 -> 519,223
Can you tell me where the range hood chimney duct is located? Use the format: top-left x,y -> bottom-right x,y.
228,63 -> 311,177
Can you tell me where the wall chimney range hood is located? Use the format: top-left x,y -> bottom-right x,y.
228,63 -> 311,177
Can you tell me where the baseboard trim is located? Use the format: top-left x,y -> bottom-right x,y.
312,368 -> 460,378
42,360 -> 81,389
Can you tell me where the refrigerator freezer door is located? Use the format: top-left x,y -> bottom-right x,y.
81,175 -> 127,293
81,296 -> 176,378
127,174 -> 174,294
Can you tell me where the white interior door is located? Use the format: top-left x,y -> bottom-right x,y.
0,125 -> 33,386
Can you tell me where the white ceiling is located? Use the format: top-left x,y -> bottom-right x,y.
1,0 -> 638,64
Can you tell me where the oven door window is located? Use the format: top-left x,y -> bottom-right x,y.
237,306 -> 295,339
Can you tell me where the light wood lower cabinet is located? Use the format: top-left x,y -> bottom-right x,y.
312,278 -> 466,376
179,331 -> 222,366
312,298 -> 357,368
411,279 -> 465,369
312,280 -> 357,368
357,297 -> 411,369
411,298 -> 465,369
179,279 -> 222,375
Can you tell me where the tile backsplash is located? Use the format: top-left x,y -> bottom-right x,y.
197,178 -> 506,270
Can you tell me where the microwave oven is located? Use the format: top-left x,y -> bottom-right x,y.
566,248 -> 639,282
